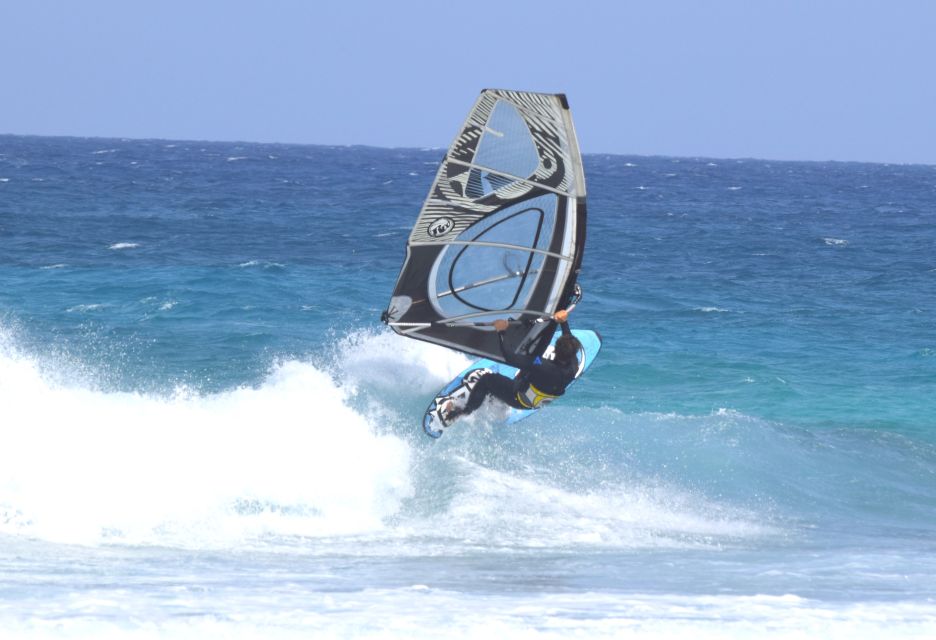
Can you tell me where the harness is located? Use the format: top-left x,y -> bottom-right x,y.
515,382 -> 560,409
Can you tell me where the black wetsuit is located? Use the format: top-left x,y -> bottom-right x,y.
459,322 -> 577,416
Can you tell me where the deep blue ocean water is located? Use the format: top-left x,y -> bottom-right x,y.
1,134 -> 935,638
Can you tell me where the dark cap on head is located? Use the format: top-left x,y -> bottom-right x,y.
554,335 -> 581,367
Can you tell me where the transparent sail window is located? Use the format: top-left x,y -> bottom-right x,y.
429,193 -> 558,321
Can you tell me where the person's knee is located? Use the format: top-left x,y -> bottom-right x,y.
475,373 -> 493,392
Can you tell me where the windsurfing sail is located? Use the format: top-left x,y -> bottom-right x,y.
382,89 -> 587,364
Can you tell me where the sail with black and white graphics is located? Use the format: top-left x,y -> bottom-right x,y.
382,89 -> 587,364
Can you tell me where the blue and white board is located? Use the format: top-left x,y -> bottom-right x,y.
423,329 -> 602,438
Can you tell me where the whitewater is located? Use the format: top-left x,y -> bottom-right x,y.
1,135 -> 935,637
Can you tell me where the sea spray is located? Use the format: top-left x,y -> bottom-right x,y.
0,342 -> 412,547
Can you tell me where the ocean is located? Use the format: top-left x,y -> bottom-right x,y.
1,134 -> 935,638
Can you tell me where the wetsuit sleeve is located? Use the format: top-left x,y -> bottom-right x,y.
498,331 -> 536,369
498,319 -> 570,369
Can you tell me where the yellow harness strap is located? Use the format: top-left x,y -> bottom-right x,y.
516,382 -> 560,409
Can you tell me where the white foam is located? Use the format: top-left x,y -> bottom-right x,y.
0,335 -> 412,547
337,329 -> 471,395
5,589 -> 932,639
65,303 -> 107,313
108,242 -> 139,250
419,460 -> 773,550
823,237 -> 848,246
0,328 -> 773,556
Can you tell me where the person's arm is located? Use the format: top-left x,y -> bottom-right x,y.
494,319 -> 536,369
493,311 -> 571,368
554,309 -> 572,336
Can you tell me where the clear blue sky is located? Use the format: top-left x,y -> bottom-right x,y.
2,0 -> 935,164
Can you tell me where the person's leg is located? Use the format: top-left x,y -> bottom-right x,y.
447,372 -> 515,420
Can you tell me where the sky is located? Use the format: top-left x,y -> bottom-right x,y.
2,0 -> 935,164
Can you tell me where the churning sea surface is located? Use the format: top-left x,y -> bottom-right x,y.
1,134 -> 935,639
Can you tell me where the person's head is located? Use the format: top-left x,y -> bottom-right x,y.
554,335 -> 581,367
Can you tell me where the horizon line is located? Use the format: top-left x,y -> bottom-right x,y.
2,131 -> 933,169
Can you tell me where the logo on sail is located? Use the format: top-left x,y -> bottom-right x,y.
427,217 -> 454,238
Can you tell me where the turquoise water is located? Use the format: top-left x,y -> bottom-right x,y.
1,134 -> 935,637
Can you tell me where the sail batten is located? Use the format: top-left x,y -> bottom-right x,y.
443,158 -> 576,198
409,240 -> 574,261
384,89 -> 587,364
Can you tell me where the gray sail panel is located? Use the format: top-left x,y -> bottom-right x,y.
427,192 -> 559,322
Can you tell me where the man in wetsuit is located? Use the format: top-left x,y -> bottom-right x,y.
442,309 -> 581,424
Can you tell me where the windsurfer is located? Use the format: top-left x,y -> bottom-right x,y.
441,309 -> 581,424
